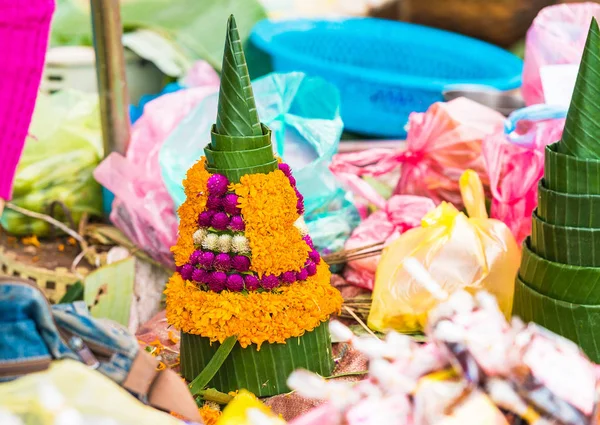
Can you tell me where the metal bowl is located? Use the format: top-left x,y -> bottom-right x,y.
443,85 -> 525,116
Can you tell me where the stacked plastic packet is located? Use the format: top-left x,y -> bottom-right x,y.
281,260 -> 600,425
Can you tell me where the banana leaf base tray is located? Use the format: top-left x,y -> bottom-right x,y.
180,321 -> 334,397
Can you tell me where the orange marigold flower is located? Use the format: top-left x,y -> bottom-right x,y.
165,262 -> 342,349
232,169 -> 310,276
199,404 -> 222,425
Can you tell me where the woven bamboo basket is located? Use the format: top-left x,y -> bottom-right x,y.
371,0 -> 556,47
0,245 -> 89,303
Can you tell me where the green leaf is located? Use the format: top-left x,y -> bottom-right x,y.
58,281 -> 84,304
210,124 -> 272,152
83,258 -> 135,327
181,321 -> 334,397
530,210 -> 600,267
189,335 -> 238,395
513,275 -> 600,363
205,144 -> 275,170
520,238 -> 600,304
544,143 -> 600,195
559,18 -> 600,159
537,180 -> 600,227
215,15 -> 262,137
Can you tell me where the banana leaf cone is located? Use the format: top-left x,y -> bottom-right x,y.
178,15 -> 335,397
203,15 -> 277,183
513,18 -> 600,362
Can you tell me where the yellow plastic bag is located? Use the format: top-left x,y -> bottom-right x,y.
368,170 -> 520,334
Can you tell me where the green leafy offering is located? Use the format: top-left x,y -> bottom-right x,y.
215,15 -> 262,138
545,143 -> 600,195
559,18 -> 600,159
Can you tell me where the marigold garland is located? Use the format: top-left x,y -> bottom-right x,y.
198,404 -> 222,425
232,169 -> 310,276
165,262 -> 342,348
172,158 -> 211,266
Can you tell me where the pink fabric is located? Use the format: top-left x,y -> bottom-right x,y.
330,98 -> 504,211
94,64 -> 220,267
343,195 -> 435,290
483,119 -> 564,245
522,3 -> 600,106
0,1 -> 55,200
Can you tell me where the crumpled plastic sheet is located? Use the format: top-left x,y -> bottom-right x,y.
94,61 -> 221,267
484,116 -> 565,245
343,195 -> 436,291
522,2 -> 600,105
330,98 -> 504,211
160,71 -> 359,254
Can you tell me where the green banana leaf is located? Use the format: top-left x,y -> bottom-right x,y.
215,15 -> 262,138
544,143 -> 600,195
531,211 -> 600,267
513,275 -> 600,363
210,124 -> 271,152
51,0 -> 267,72
180,321 -> 334,397
204,145 -> 274,170
520,238 -> 600,304
559,18 -> 600,159
206,160 -> 278,184
537,180 -> 600,228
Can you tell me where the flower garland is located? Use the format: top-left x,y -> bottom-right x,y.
165,261 -> 342,348
232,168 -> 310,277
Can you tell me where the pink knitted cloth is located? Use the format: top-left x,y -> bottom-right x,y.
0,1 -> 55,200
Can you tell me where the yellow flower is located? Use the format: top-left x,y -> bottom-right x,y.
165,262 -> 342,348
232,169 -> 310,276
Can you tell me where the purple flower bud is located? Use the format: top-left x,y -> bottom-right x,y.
288,175 -> 297,186
232,255 -> 250,272
199,251 -> 215,269
296,269 -> 309,281
207,174 -> 229,196
309,250 -> 321,264
176,265 -> 183,273
208,271 -> 227,292
306,261 -> 317,277
278,163 -> 292,177
261,274 -> 280,290
223,193 -> 241,215
189,250 -> 202,265
192,268 -> 207,283
180,264 -> 194,280
214,253 -> 231,271
206,195 -> 223,210
281,271 -> 296,284
229,215 -> 245,232
226,274 -> 245,292
211,212 -> 230,231
303,235 -> 314,249
198,211 -> 214,227
244,275 -> 260,291
296,200 -> 305,215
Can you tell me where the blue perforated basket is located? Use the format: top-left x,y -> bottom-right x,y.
251,18 -> 523,138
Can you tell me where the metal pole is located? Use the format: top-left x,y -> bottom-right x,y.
90,0 -> 131,156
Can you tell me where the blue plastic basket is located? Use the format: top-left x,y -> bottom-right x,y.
251,18 -> 523,138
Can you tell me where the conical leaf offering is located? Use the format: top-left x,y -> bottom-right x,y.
166,16 -> 341,397
559,18 -> 600,159
215,15 -> 262,137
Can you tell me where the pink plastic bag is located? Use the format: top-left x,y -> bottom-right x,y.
94,62 -> 220,267
522,2 -> 600,106
343,195 -> 435,290
484,106 -> 565,246
331,98 -> 504,210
